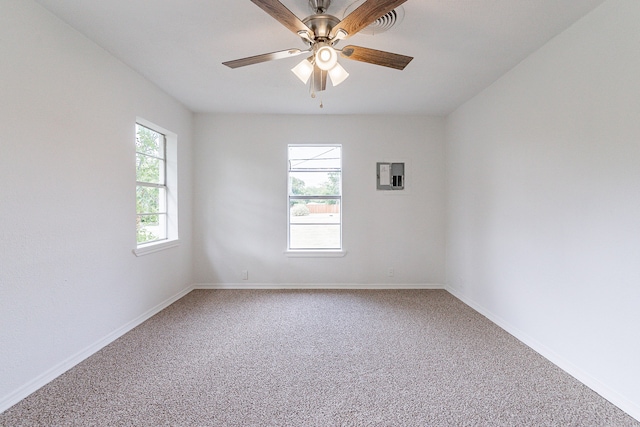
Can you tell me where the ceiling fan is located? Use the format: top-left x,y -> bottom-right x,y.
223,0 -> 413,94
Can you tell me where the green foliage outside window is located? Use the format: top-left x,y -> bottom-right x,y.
289,172 -> 340,208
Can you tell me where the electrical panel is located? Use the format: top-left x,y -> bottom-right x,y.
377,162 -> 404,190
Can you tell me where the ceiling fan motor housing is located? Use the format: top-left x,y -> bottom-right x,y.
302,14 -> 340,42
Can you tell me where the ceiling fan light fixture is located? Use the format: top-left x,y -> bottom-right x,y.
291,58 -> 314,83
328,62 -> 349,86
315,45 -> 338,71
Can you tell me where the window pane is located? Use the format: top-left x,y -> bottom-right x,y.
136,186 -> 166,214
136,124 -> 164,157
136,153 -> 164,184
289,171 -> 341,196
289,146 -> 341,170
136,213 -> 167,244
290,199 -> 340,223
290,224 -> 341,249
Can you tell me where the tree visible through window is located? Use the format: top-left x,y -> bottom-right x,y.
288,145 -> 342,250
136,124 -> 167,245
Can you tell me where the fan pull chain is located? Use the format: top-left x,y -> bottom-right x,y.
309,78 -> 315,99
307,68 -> 323,107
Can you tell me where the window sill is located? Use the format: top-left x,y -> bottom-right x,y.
133,239 -> 180,257
285,250 -> 347,258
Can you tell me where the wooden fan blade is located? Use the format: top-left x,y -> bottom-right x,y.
330,0 -> 407,39
312,65 -> 327,93
223,48 -> 306,69
251,0 -> 312,36
340,45 -> 413,70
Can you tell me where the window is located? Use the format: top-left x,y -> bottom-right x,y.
136,123 -> 167,245
133,119 -> 178,255
288,145 -> 342,251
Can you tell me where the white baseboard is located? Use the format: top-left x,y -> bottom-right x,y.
445,285 -> 640,423
193,282 -> 446,290
0,285 -> 194,414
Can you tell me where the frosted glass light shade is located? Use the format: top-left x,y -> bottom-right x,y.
328,62 -> 349,86
315,46 -> 338,71
291,58 -> 313,84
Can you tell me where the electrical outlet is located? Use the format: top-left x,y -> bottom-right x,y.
387,267 -> 394,277
242,270 -> 248,280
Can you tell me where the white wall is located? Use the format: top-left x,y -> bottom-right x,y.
0,0 -> 193,410
446,0 -> 640,418
193,114 -> 445,285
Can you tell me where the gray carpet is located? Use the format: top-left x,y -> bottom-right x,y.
1,289 -> 638,426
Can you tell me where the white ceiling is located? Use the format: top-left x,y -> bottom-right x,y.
34,0 -> 604,115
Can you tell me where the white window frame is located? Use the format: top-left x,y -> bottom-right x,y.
133,119 -> 179,256
286,144 -> 345,256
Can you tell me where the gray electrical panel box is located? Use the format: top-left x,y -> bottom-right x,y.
377,162 -> 405,190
